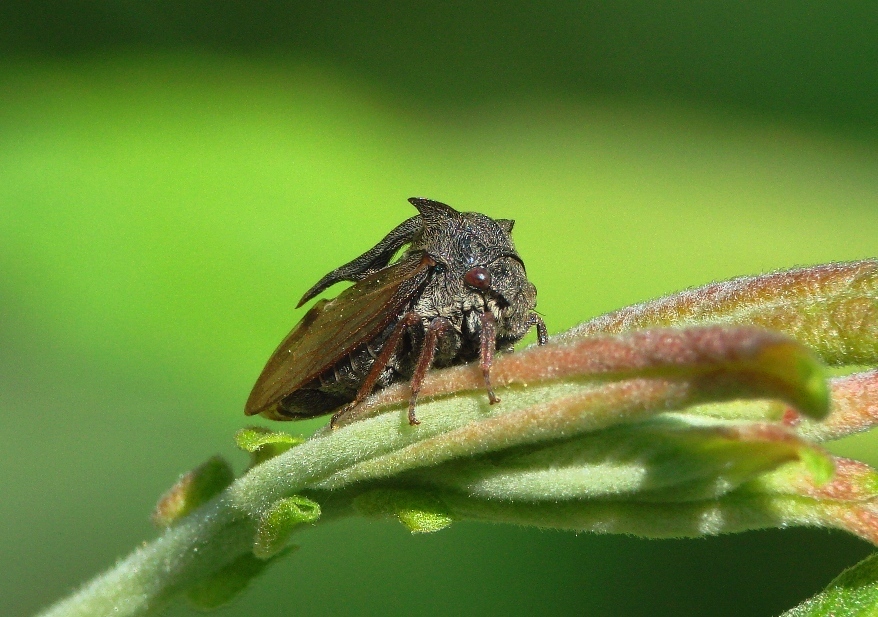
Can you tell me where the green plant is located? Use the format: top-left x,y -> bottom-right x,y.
37,259 -> 878,617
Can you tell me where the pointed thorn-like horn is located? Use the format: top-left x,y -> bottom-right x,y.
407,197 -> 460,227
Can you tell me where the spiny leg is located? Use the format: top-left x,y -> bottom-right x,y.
407,316 -> 452,425
479,311 -> 500,404
330,312 -> 422,429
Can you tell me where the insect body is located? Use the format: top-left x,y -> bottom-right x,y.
244,197 -> 547,427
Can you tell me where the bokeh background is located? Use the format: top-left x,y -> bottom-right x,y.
2,3 -> 877,616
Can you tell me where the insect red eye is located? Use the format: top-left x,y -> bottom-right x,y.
464,266 -> 491,290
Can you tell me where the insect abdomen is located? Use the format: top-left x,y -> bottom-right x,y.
277,340 -> 400,419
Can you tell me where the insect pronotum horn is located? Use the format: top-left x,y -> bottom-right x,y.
407,197 -> 460,229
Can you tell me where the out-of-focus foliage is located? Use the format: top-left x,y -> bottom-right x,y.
783,553 -> 878,617
1,3 -> 876,134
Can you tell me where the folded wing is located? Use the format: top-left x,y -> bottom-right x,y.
245,252 -> 431,417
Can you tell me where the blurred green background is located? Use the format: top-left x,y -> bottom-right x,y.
2,3 -> 877,616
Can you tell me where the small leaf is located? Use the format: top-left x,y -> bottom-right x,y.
354,489 -> 453,533
564,259 -> 878,367
781,552 -> 878,617
153,456 -> 234,528
186,549 -> 295,611
348,325 -> 830,428
412,416 -> 832,503
680,370 -> 878,445
253,496 -> 321,559
425,489 -> 789,538
317,328 -> 828,491
235,427 -> 304,467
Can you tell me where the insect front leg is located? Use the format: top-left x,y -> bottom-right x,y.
330,312 -> 422,429
479,311 -> 500,404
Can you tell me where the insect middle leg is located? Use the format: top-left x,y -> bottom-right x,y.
407,316 -> 452,425
330,312 -> 423,429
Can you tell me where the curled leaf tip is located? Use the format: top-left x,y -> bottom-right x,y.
749,340 -> 830,420
354,489 -> 453,533
235,426 -> 304,467
152,455 -> 234,528
253,496 -> 321,559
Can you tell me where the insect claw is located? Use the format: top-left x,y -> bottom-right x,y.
330,402 -> 356,429
488,390 -> 501,405
407,392 -> 421,425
